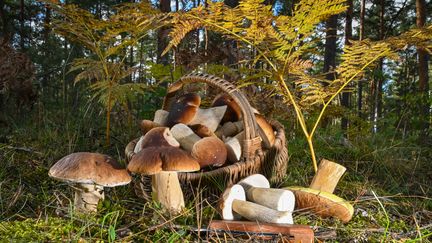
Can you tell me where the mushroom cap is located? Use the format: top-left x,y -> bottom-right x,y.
192,137 -> 227,168
48,152 -> 131,187
166,93 -> 201,127
138,127 -> 180,149
139,120 -> 161,135
189,124 -> 215,137
237,174 -> 270,191
255,114 -> 275,148
219,184 -> 246,220
211,94 -> 242,123
128,146 -> 200,175
285,186 -> 354,223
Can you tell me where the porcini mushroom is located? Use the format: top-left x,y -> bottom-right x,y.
285,186 -> 354,223
134,127 -> 180,153
238,174 -> 295,212
139,120 -> 161,135
220,185 -> 293,224
166,93 -> 201,127
171,124 -> 227,167
224,131 -> 244,163
285,159 -> 354,222
166,93 -> 227,132
48,152 -> 131,212
128,146 -> 200,214
254,114 -> 275,148
189,124 -> 216,137
211,93 -> 242,123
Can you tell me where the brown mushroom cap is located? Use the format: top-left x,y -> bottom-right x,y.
49,152 -> 131,187
285,186 -> 354,223
139,120 -> 161,135
128,147 -> 200,175
189,124 -> 215,137
166,93 -> 201,127
255,114 -> 275,147
192,137 -> 227,168
138,127 -> 180,149
211,94 -> 242,123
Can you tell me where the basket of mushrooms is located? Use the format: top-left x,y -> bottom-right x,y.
125,73 -> 288,213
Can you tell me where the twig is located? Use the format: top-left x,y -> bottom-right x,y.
5,145 -> 42,155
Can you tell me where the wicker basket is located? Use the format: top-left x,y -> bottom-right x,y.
125,73 -> 288,201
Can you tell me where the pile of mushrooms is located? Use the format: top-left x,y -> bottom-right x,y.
129,92 -> 277,214
219,174 -> 295,224
219,160 -> 354,224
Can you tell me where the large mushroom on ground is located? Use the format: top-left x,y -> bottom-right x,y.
285,159 -> 354,223
48,152 -> 131,212
286,187 -> 354,223
127,145 -> 200,214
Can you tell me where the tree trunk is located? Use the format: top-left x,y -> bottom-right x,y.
157,0 -> 171,72
357,0 -> 366,119
416,0 -> 430,135
341,0 -> 353,134
19,0 -> 25,50
373,0 -> 385,132
322,14 -> 338,128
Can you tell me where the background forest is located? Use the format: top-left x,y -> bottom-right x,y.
0,0 -> 431,241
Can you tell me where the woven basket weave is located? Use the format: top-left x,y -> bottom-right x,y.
125,73 -> 288,201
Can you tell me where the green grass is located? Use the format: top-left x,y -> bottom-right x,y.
0,99 -> 431,242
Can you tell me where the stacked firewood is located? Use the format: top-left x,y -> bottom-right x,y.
131,92 -> 276,170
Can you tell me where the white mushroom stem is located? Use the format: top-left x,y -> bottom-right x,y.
74,184 -> 104,212
215,121 -> 243,138
152,172 -> 184,215
170,124 -> 201,152
154,109 -> 169,126
189,106 -> 227,132
232,200 -> 293,224
244,187 -> 295,212
225,131 -> 244,162
310,159 -> 347,194
238,174 -> 295,212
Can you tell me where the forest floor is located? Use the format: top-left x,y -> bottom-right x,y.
0,101 -> 431,242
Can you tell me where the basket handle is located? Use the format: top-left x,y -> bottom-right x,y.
162,73 -> 263,161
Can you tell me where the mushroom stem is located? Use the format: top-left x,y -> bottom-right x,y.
74,184 -> 104,212
189,106 -> 227,132
244,187 -> 295,212
309,159 -> 346,194
225,132 -> 244,162
170,124 -> 201,151
231,200 -> 293,224
152,172 -> 184,214
154,109 -> 169,126
215,121 -> 243,138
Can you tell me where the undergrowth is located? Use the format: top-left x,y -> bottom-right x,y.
0,97 -> 431,242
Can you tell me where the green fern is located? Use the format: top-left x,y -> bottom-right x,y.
161,0 -> 432,172
50,1 -> 160,145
